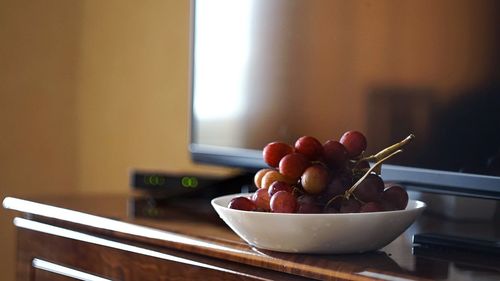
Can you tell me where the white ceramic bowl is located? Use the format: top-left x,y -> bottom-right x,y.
212,193 -> 426,254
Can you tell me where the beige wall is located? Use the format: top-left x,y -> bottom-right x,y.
0,1 -> 231,280
75,1 -> 231,193
1,0 -> 232,197
0,0 -> 81,197
1,2 -> 82,279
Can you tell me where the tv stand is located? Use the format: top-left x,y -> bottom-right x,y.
3,194 -> 500,280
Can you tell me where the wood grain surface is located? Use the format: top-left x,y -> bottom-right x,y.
4,194 -> 500,281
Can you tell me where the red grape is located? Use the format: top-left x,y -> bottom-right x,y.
228,197 -> 257,211
324,196 -> 343,212
263,142 -> 294,168
340,131 -> 367,158
323,140 -> 348,169
252,188 -> 271,211
247,131 -> 412,214
294,136 -> 323,160
353,160 -> 370,173
324,205 -> 340,213
268,181 -> 294,196
360,202 -> 384,213
254,168 -> 273,188
339,197 -> 361,213
270,191 -> 298,213
261,170 -> 294,189
301,164 -> 329,194
279,153 -> 310,181
353,173 -> 384,203
297,195 -> 322,213
317,177 -> 347,204
381,184 -> 409,210
297,197 -> 322,214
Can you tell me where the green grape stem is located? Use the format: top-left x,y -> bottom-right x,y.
344,149 -> 403,199
358,134 -> 415,164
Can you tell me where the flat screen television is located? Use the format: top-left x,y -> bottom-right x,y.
189,0 -> 500,199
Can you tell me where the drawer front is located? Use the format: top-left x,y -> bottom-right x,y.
31,258 -> 111,281
15,219 -> 304,281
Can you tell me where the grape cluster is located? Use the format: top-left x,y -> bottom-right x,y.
228,131 -> 414,214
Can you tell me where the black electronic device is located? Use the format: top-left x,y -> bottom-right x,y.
130,170 -> 253,199
413,233 -> 500,255
412,240 -> 500,275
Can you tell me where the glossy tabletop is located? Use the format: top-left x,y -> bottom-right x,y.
3,193 -> 500,281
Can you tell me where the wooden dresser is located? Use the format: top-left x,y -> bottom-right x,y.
3,194 -> 499,280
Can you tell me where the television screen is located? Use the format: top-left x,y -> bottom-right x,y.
189,0 -> 500,198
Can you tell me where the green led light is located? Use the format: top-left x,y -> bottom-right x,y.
190,177 -> 199,188
145,175 -> 165,186
181,176 -> 198,188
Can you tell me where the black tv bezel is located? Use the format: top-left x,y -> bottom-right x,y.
189,144 -> 500,199
187,0 -> 500,200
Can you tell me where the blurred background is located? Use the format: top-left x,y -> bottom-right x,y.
0,1 -> 231,280
1,0 -> 499,280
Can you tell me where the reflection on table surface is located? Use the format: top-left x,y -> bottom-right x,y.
130,195 -> 500,281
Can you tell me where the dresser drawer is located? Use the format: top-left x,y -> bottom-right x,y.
31,258 -> 110,281
15,219 -> 305,281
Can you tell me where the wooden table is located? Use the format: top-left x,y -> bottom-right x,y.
3,194 -> 499,280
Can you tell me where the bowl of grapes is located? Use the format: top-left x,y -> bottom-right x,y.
211,131 -> 426,254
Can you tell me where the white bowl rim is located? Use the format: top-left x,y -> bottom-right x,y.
211,192 -> 426,216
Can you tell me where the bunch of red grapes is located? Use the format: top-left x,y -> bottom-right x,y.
228,130 -> 411,214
